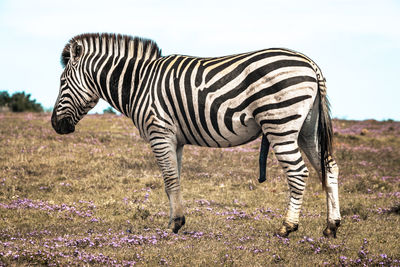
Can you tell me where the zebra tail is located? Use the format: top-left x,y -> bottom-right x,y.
317,76 -> 333,189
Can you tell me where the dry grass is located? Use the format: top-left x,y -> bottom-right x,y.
0,113 -> 399,266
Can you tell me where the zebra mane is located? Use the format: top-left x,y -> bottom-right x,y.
60,33 -> 162,68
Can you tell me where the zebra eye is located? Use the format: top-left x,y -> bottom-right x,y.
75,46 -> 81,56
72,43 -> 83,60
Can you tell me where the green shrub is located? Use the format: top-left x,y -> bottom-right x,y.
0,91 -> 43,112
103,107 -> 116,114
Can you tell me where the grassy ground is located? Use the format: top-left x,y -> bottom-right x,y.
0,112 -> 399,266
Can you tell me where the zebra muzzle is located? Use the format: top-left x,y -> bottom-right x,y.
51,114 -> 75,134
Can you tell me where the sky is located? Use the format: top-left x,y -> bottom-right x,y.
0,0 -> 399,120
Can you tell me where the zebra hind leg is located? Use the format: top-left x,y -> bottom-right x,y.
299,111 -> 341,237
269,137 -> 309,237
322,159 -> 341,238
322,158 -> 341,238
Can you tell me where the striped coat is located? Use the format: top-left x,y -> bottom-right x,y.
52,33 -> 341,237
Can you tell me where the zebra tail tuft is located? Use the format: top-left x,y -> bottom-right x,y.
317,76 -> 333,189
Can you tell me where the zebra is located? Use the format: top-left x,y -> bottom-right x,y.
51,33 -> 341,237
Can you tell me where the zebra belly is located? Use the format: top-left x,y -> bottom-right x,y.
224,116 -> 261,147
202,116 -> 262,148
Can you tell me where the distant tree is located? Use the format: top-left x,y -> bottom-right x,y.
0,91 -> 10,107
103,107 -> 116,114
0,91 -> 43,112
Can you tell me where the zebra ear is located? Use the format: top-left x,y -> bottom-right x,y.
61,48 -> 70,68
71,42 -> 83,61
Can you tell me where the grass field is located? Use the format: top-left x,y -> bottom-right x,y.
0,112 -> 399,266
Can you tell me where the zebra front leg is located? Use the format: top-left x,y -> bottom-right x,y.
323,158 -> 341,238
150,139 -> 185,233
272,140 -> 309,237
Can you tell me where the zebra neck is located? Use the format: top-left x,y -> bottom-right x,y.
92,55 -> 155,118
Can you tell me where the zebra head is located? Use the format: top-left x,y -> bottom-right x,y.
51,37 -> 99,134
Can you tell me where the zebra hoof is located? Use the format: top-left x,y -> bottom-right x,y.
170,216 -> 186,234
276,222 -> 298,237
323,220 -> 341,238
